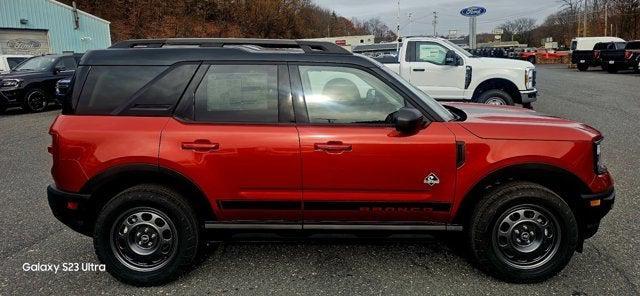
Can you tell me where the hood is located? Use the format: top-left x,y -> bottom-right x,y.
0,70 -> 49,81
468,57 -> 534,69
446,102 -> 600,141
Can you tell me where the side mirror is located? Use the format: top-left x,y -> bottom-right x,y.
445,50 -> 461,66
53,66 -> 64,74
394,107 -> 424,134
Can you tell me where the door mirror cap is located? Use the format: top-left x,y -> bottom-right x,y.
394,107 -> 425,134
445,50 -> 462,66
53,66 -> 64,74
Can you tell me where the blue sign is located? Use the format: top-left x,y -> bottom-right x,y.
460,6 -> 487,17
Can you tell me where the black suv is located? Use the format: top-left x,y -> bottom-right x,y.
0,53 -> 82,113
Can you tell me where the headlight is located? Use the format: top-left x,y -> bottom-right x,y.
1,79 -> 21,88
525,68 -> 535,90
594,139 -> 606,174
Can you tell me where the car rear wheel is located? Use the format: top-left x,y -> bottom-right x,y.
94,184 -> 200,286
476,89 -> 514,106
606,66 -> 619,74
22,88 -> 48,113
577,64 -> 589,71
468,182 -> 578,283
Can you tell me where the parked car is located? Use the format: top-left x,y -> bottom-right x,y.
381,37 -> 536,107
520,48 -> 569,64
0,53 -> 82,113
0,54 -> 32,75
48,38 -> 613,286
599,40 -> 640,73
570,37 -> 626,71
55,77 -> 72,102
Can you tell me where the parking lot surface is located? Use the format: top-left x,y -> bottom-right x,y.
1,65 -> 639,295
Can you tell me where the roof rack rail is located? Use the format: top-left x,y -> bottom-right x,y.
109,38 -> 351,55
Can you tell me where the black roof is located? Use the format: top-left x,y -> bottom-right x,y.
81,38 -> 376,67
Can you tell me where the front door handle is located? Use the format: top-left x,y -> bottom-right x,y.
314,141 -> 352,153
412,68 -> 426,72
182,140 -> 219,152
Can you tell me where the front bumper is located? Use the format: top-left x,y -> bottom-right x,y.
579,187 -> 615,239
47,185 -> 93,236
520,89 -> 538,104
0,88 -> 25,106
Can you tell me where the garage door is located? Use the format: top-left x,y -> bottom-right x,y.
0,29 -> 51,55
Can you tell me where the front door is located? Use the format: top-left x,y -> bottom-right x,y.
292,64 -> 457,223
160,64 -> 302,222
407,41 -> 466,100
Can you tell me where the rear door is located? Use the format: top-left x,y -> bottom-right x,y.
160,63 -> 302,223
291,64 -> 457,224
404,41 -> 466,100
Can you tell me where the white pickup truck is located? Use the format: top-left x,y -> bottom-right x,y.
374,37 -> 537,107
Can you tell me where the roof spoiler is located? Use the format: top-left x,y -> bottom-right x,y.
109,38 -> 351,55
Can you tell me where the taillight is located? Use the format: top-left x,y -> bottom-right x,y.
593,50 -> 600,60
624,50 -> 633,60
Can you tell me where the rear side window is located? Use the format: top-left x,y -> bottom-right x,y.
76,66 -> 166,114
570,41 -> 577,51
194,65 -> 279,123
626,42 -> 640,50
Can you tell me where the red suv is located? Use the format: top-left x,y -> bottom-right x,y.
47,39 -> 614,286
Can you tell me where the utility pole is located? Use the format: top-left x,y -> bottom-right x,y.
432,11 -> 439,37
407,12 -> 413,36
396,0 -> 400,53
604,1 -> 608,36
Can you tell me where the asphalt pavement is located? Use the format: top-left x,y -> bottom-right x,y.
1,65 -> 639,295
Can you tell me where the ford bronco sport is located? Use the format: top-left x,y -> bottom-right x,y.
47,39 -> 614,286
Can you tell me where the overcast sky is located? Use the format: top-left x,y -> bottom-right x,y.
313,0 -> 565,36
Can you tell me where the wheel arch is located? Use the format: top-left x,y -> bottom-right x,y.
453,163 -> 592,226
472,78 -> 522,104
81,164 -> 215,226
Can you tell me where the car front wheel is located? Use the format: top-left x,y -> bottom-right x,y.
94,184 -> 200,286
468,182 -> 579,283
577,63 -> 589,71
22,88 -> 49,113
476,89 -> 515,106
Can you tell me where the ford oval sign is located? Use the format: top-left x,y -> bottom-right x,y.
460,6 -> 486,17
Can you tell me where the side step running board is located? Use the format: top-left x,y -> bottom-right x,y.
204,222 -> 463,232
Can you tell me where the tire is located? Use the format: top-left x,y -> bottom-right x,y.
476,89 -> 514,106
94,184 -> 200,286
22,88 -> 49,113
468,182 -> 579,283
577,63 -> 589,71
0,105 -> 6,113
606,66 -> 618,74
527,56 -> 536,64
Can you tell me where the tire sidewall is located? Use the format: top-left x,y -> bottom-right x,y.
23,88 -> 48,112
470,184 -> 579,282
94,186 -> 199,286
577,64 -> 589,71
477,89 -> 514,106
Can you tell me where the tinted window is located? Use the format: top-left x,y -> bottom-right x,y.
298,66 -> 405,124
626,42 -> 640,50
7,57 -> 27,69
56,56 -> 77,70
194,65 -> 278,123
77,66 -> 166,114
121,64 -> 198,114
14,56 -> 55,71
593,43 -> 607,50
415,42 -> 448,65
571,41 -> 577,51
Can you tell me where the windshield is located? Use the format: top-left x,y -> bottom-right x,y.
13,56 -> 56,72
359,55 -> 454,121
442,39 -> 474,57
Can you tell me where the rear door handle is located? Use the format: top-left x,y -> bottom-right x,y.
314,141 -> 352,153
412,68 -> 426,72
182,140 -> 219,152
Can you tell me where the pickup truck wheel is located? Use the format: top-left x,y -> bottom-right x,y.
468,182 -> 578,283
476,89 -> 514,106
22,88 -> 49,113
577,64 -> 589,71
606,66 -> 619,74
94,184 -> 200,286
